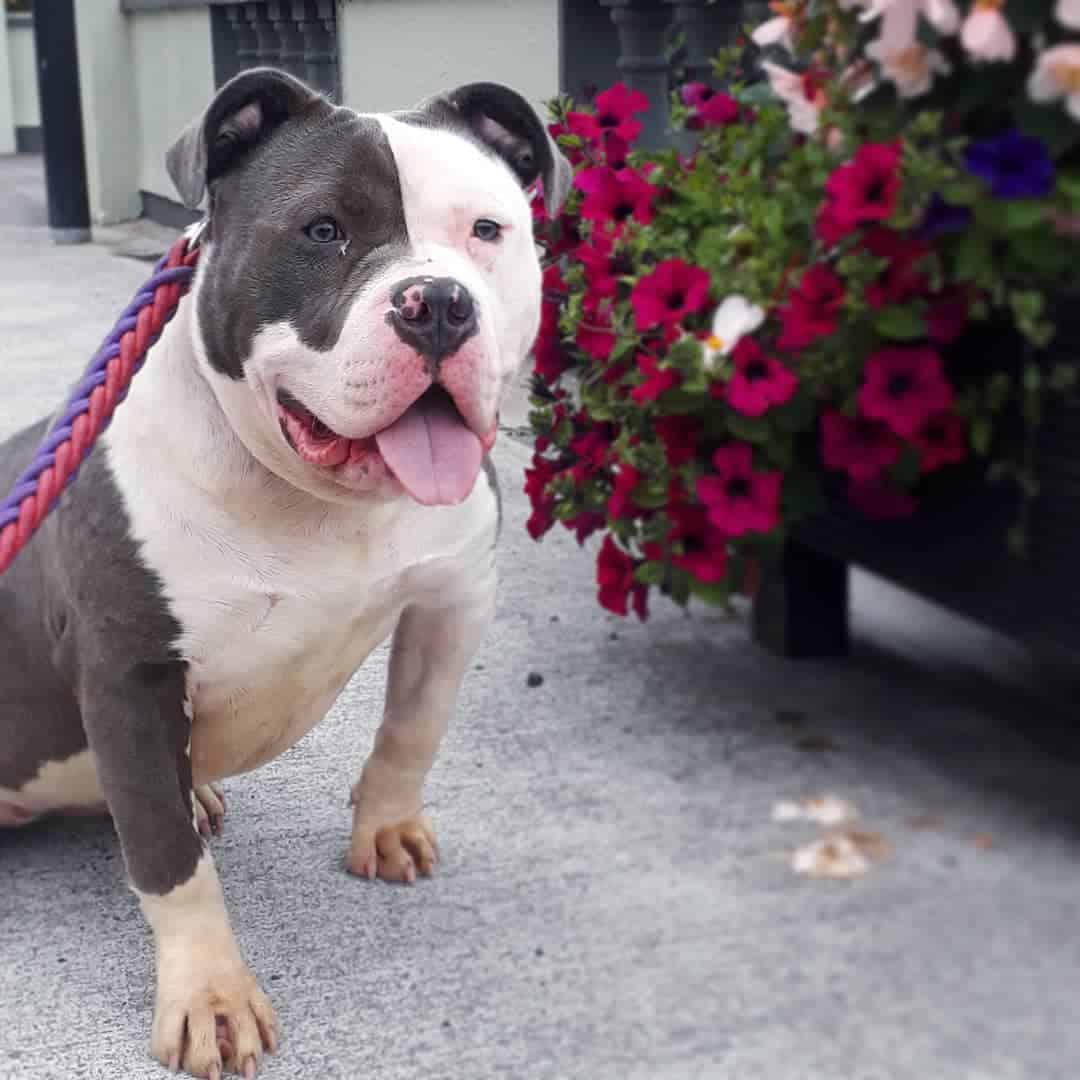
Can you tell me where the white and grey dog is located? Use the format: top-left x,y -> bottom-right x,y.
0,67 -> 569,1077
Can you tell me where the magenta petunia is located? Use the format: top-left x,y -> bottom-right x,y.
858,346 -> 954,439
847,477 -> 918,520
777,265 -> 846,352
533,301 -> 569,383
862,228 -> 930,310
927,289 -> 970,345
608,462 -> 642,518
631,353 -> 681,404
631,259 -> 712,332
575,167 -> 658,230
569,83 -> 650,146
596,535 -> 649,619
914,411 -> 968,472
724,338 -> 799,417
576,231 -> 628,300
817,141 -> 902,244
696,443 -> 782,537
576,295 -> 617,361
820,410 -> 902,481
524,456 -> 560,539
680,83 -> 740,130
667,500 -> 730,583
655,415 -> 700,468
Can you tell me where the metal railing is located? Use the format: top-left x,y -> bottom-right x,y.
561,0 -> 766,147
210,0 -> 340,102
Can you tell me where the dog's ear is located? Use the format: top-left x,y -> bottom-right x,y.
167,67 -> 328,210
425,82 -> 572,216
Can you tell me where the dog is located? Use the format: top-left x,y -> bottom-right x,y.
0,67 -> 570,1078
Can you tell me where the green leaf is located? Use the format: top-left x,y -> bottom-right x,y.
953,230 -> 993,285
634,561 -> 666,587
1049,364 -> 1079,393
874,306 -> 927,341
939,180 -> 980,207
781,468 -> 824,520
971,416 -> 993,456
688,579 -> 731,607
890,446 -> 922,489
725,411 -> 771,444
1023,363 -> 1042,393
773,389 -> 818,434
1057,171 -> 1080,209
669,567 -> 692,608
1012,97 -> 1080,160
1007,523 -> 1028,558
1002,201 -> 1048,231
762,437 -> 794,471
1009,229 -> 1071,276
985,372 -> 1012,412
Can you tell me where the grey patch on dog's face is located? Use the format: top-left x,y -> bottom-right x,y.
198,109 -> 409,380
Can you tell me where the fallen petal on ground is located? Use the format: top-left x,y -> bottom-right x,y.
772,794 -> 858,825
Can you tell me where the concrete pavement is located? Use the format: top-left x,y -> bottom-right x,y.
2,154 -> 1080,1080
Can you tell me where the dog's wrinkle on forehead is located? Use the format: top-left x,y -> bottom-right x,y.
215,112 -> 400,221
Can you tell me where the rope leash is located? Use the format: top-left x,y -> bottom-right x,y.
0,235 -> 200,575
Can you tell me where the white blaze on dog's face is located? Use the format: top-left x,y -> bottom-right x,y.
167,70 -> 571,507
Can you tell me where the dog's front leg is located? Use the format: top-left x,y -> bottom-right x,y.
348,569 -> 496,882
82,662 -> 277,1078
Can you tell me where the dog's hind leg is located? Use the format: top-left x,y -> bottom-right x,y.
0,588 -> 96,825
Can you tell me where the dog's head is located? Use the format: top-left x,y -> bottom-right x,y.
167,68 -> 570,506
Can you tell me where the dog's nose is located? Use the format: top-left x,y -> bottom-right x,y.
389,276 -> 478,368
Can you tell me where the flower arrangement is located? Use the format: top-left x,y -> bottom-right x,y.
526,0 -> 1080,620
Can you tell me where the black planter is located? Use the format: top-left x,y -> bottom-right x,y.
753,318 -> 1080,659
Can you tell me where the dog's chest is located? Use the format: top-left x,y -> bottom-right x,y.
182,553 -> 401,784
124,488 -> 438,784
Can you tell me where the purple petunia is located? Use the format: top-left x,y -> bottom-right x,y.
964,131 -> 1055,199
919,193 -> 973,239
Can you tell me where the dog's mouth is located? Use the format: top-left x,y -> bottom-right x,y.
276,389 -> 372,469
276,386 -> 485,506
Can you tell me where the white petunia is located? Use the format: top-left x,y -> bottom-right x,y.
961,0 -> 1017,63
1055,0 -> 1080,28
702,296 -> 766,370
860,0 -> 960,34
752,13 -> 795,52
762,61 -> 823,135
1028,44 -> 1080,121
865,38 -> 950,98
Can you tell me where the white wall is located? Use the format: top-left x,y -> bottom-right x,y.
130,8 -> 215,203
73,3 -> 215,223
74,0 -> 140,224
339,0 -> 560,115
7,16 -> 38,130
0,16 -> 16,154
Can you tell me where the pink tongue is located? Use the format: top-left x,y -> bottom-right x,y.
375,392 -> 483,506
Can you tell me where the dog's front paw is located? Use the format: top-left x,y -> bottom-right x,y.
348,812 -> 438,883
151,956 -> 278,1078
193,783 -> 226,838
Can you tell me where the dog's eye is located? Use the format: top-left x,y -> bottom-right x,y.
473,219 -> 502,243
305,217 -> 343,244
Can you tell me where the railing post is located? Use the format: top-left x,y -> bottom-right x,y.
31,0 -> 91,244
664,0 -> 737,84
598,0 -> 675,149
245,3 -> 280,66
